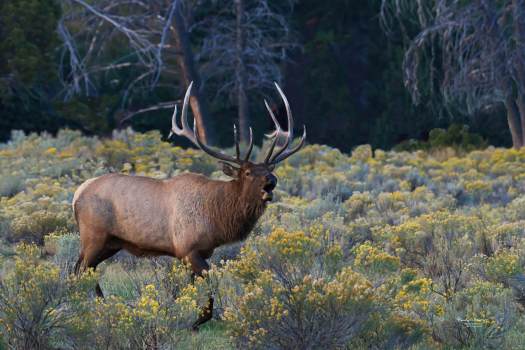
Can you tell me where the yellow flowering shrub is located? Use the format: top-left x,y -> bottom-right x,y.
0,244 -> 97,349
266,227 -> 319,258
344,191 -> 374,219
489,222 -> 525,249
224,264 -> 377,349
464,179 -> 492,202
485,250 -> 522,280
394,277 -> 433,313
353,241 -> 400,274
221,226 -> 424,349
352,144 -> 373,162
2,130 -> 525,348
0,178 -> 74,243
86,260 -> 203,349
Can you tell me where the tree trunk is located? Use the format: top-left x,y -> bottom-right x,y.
516,94 -> 525,148
512,0 -> 525,148
234,0 -> 250,144
504,96 -> 524,149
171,3 -> 214,144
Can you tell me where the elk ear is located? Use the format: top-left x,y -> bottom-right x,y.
221,162 -> 239,178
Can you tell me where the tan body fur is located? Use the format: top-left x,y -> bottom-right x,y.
73,172 -> 265,268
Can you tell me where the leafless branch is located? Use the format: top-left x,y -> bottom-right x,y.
58,0 -> 182,114
192,0 -> 300,101
121,100 -> 180,123
381,0 -> 525,115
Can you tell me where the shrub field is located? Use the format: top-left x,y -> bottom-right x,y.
1,129 -> 525,349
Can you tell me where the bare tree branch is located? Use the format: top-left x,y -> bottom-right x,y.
121,100 -> 179,123
381,0 -> 525,148
57,0 -> 215,142
191,0 -> 300,142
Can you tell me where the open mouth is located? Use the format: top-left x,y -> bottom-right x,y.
262,182 -> 276,202
261,190 -> 273,202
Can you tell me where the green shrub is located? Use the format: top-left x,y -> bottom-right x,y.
432,281 -> 518,349
221,227 -> 423,349
89,283 -> 199,349
9,210 -> 69,244
0,244 -> 205,349
0,244 -> 97,349
0,175 -> 24,197
44,231 -> 80,273
395,124 -> 487,152
89,259 -> 204,349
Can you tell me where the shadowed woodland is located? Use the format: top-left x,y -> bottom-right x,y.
2,0 -> 524,150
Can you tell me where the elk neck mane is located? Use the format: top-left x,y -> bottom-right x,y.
202,177 -> 267,244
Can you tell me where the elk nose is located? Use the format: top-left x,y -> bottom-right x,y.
265,174 -> 277,192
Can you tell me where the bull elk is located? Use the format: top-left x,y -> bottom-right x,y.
72,82 -> 306,329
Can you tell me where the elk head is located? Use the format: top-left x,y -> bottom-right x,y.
169,82 -> 306,204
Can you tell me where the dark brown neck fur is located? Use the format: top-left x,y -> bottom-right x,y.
207,179 -> 267,245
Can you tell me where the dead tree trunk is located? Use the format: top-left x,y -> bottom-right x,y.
234,0 -> 250,143
505,96 -> 524,149
513,0 -> 525,148
171,3 -> 214,144
515,94 -> 525,147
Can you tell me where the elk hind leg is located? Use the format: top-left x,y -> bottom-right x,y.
76,241 -> 121,297
186,251 -> 214,331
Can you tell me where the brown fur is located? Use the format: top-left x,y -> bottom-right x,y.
73,162 -> 275,327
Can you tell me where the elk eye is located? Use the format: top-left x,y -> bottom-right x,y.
245,170 -> 251,176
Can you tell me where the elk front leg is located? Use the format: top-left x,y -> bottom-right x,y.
186,251 -> 214,331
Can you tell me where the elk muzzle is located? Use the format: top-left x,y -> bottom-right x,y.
262,174 -> 277,202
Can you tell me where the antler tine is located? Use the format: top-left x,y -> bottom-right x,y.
171,82 -> 240,165
264,136 -> 278,163
194,122 -> 241,165
170,81 -> 197,144
244,127 -> 254,161
268,82 -> 294,163
233,124 -> 240,160
270,125 -> 306,164
263,99 -> 281,163
264,99 -> 282,139
275,82 -> 294,141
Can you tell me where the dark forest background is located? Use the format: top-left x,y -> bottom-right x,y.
0,0 -> 514,151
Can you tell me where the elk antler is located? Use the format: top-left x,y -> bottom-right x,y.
169,81 -> 196,144
264,83 -> 306,165
171,82 -> 303,167
170,82 -> 253,166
